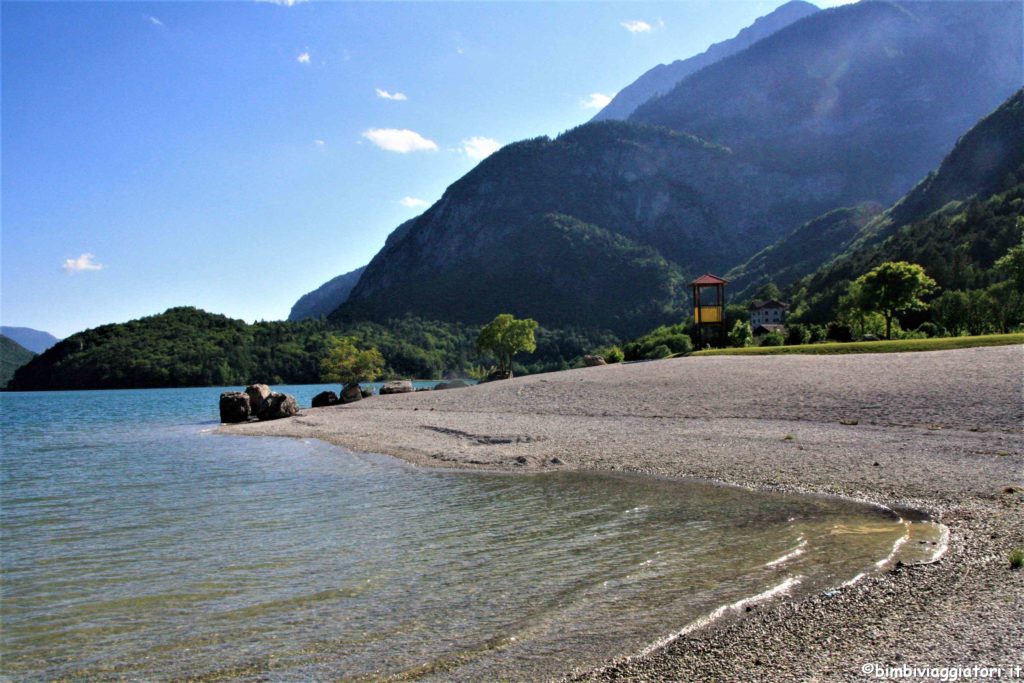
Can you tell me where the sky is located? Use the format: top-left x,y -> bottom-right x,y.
2,0 -> 854,339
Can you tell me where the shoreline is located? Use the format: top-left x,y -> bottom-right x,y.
221,345 -> 1024,681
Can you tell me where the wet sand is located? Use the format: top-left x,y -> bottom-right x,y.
223,345 -> 1024,681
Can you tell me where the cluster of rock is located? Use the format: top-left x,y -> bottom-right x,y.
583,354 -> 607,367
219,384 -> 298,423
311,383 -> 371,408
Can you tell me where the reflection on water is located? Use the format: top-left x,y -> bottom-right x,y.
1,388 -> 932,681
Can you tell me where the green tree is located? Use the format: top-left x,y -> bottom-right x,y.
994,219 -> 1024,293
728,319 -> 753,348
320,335 -> 385,387
852,262 -> 937,339
475,314 -> 539,378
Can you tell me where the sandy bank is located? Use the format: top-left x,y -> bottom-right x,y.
222,345 -> 1024,681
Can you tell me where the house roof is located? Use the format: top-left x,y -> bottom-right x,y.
690,273 -> 729,286
750,299 -> 790,310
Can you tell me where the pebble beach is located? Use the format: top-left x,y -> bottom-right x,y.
224,345 -> 1024,681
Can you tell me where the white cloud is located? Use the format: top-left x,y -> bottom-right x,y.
297,51 -> 311,64
399,196 -> 430,208
314,139 -> 326,148
581,92 -> 614,109
148,16 -> 164,26
62,253 -> 104,274
621,20 -> 653,33
460,136 -> 501,161
375,88 -> 408,101
259,0 -> 308,6
361,128 -> 438,153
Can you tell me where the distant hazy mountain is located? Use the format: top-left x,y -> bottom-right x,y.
592,0 -> 819,122
336,2 -> 1021,335
1,335 -> 35,388
288,265 -> 367,321
0,326 -> 59,354
791,88 -> 1024,321
630,1 -> 1022,204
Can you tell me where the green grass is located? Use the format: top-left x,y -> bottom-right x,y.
690,333 -> 1024,357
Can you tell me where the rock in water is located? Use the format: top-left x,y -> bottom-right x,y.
245,384 -> 272,415
257,392 -> 298,420
219,392 -> 250,423
583,355 -> 607,367
341,383 -> 363,403
311,391 -> 338,408
379,380 -> 414,395
435,379 -> 470,390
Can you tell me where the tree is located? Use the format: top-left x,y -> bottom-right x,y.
475,314 -> 538,378
994,225 -> 1024,293
751,282 -> 781,303
320,335 -> 384,387
852,262 -> 936,339
728,319 -> 753,348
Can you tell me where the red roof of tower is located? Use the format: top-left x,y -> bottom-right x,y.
690,273 -> 729,286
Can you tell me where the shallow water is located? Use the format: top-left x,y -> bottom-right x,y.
1,387 -> 931,681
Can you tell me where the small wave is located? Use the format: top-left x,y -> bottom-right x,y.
637,576 -> 803,658
764,538 -> 808,568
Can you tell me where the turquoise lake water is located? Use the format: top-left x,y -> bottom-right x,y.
1,386 -> 919,681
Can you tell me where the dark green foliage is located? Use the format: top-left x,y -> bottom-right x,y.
5,308 -> 624,391
0,335 -> 36,388
340,212 -> 691,338
623,324 -> 694,360
727,204 -> 882,302
791,89 -> 1024,324
759,331 -> 785,347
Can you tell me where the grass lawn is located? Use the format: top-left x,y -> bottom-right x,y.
690,333 -> 1024,356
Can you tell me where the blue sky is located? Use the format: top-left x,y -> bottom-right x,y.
2,0 -> 851,338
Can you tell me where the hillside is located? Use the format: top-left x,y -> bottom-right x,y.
726,203 -> 883,301
336,122 -> 858,334
789,89 -> 1024,322
592,0 -> 818,122
335,2 -> 1021,335
630,1 -> 1022,204
0,335 -> 35,388
4,307 -> 619,391
288,265 -> 367,321
0,326 -> 59,354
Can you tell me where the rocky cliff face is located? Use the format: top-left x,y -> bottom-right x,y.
288,265 -> 367,321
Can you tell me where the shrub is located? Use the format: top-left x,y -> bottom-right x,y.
645,344 -> 673,359
759,331 -> 785,347
598,345 -> 625,363
1010,549 -> 1024,570
729,320 -> 753,348
623,324 -> 693,360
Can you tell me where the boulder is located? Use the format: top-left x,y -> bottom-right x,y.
435,379 -> 470,390
311,390 -> 338,408
257,392 -> 299,420
341,383 -> 363,403
245,384 -> 272,415
379,380 -> 414,395
482,369 -> 511,383
219,391 -> 251,423
360,387 -> 373,398
583,354 -> 607,367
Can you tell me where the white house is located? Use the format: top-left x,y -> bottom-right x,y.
749,299 -> 789,328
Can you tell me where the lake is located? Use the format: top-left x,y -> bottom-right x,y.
0,386 -> 936,681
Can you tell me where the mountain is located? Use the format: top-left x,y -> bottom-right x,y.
789,88 -> 1024,322
0,326 -> 60,353
630,1 -> 1022,204
288,265 -> 367,321
592,1 -> 819,122
726,203 -> 883,301
336,1 -> 1021,335
336,122 -> 859,335
0,335 -> 35,388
